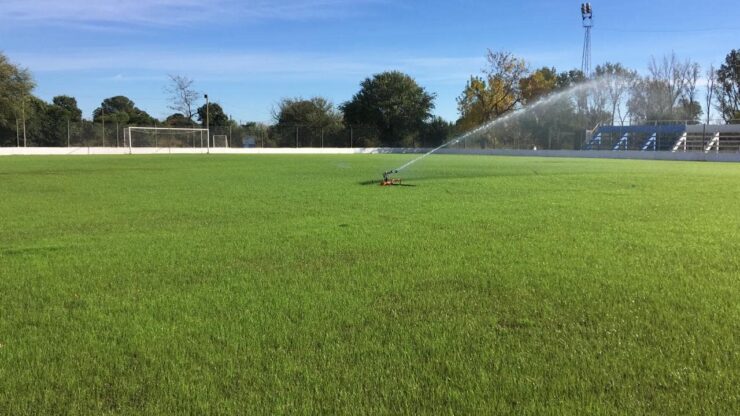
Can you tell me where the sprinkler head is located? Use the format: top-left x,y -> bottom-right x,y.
381,170 -> 401,186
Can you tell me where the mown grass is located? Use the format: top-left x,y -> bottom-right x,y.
0,154 -> 738,415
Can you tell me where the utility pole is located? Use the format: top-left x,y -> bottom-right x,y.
101,107 -> 105,147
22,97 -> 27,147
204,94 -> 210,153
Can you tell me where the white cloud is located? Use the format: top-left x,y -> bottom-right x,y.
3,0 -> 382,27
10,49 -> 484,82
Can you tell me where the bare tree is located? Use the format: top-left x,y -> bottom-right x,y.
683,62 -> 701,105
705,64 -> 716,124
165,74 -> 200,124
677,62 -> 702,122
644,52 -> 703,121
595,62 -> 637,125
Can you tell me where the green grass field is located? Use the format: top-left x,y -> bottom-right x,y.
1,154 -> 738,414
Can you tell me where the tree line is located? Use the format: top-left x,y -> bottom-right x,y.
1,49 -> 738,148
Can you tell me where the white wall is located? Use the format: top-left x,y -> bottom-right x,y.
1,147 -> 739,162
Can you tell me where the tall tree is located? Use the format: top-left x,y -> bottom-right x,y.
594,62 -> 638,125
714,49 -> 740,123
520,67 -> 558,103
51,95 -> 82,122
678,62 -> 702,122
705,64 -> 716,124
273,97 -> 342,129
0,52 -> 35,130
342,71 -> 435,147
165,74 -> 200,124
271,97 -> 343,147
93,96 -> 155,125
456,50 -> 528,130
419,116 -> 454,147
164,113 -> 194,127
632,52 -> 700,121
196,102 -> 229,129
556,69 -> 587,90
628,53 -> 701,123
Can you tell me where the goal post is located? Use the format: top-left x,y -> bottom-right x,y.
212,134 -> 229,148
125,127 -> 210,149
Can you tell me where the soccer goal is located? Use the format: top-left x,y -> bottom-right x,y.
212,134 -> 229,148
125,127 -> 210,149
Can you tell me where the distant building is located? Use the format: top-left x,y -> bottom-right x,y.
242,136 -> 257,148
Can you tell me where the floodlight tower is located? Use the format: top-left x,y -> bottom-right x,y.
581,3 -> 593,78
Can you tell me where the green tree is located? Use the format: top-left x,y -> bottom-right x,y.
0,53 -> 35,131
14,96 -> 84,146
51,95 -> 82,122
271,97 -> 343,147
714,49 -> 740,123
520,67 -> 558,103
164,113 -> 194,127
196,102 -> 229,129
556,69 -> 586,90
38,96 -> 83,146
342,71 -> 436,147
419,116 -> 454,147
22,97 -> 51,146
93,96 -> 155,125
456,50 -> 528,131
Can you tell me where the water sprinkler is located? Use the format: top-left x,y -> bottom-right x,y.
381,170 -> 401,186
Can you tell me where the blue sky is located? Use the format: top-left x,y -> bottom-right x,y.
2,0 -> 738,123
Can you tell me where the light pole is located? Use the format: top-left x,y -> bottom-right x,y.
101,107 -> 105,147
22,96 -> 27,147
204,94 -> 210,153
580,3 -> 593,78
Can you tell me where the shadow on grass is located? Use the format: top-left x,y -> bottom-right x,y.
358,179 -> 417,187
357,167 -> 561,186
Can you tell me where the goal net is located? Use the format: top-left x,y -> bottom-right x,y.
212,135 -> 229,148
125,127 -> 209,148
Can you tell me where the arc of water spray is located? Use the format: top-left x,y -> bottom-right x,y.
390,78 -> 605,174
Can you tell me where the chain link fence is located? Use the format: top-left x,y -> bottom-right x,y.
2,117 -> 739,151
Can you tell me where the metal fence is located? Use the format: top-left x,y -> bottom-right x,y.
2,118 -> 739,151
0,122 -> 383,149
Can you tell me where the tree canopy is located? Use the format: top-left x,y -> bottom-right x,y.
197,102 -> 229,129
0,52 -> 35,129
273,97 -> 342,130
714,49 -> 740,122
271,97 -> 344,147
93,96 -> 155,125
164,113 -> 195,127
342,71 -> 435,146
456,50 -> 528,131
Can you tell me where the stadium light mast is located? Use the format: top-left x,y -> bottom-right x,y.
581,2 -> 593,78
